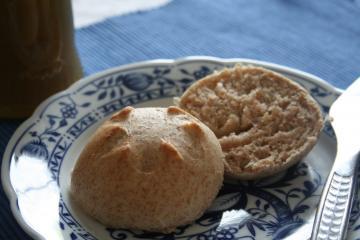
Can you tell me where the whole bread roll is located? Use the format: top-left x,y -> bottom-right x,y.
70,106 -> 224,233
179,65 -> 323,180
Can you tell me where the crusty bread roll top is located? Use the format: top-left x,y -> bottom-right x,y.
70,106 -> 224,233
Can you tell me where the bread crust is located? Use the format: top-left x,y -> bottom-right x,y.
179,65 -> 323,180
70,106 -> 224,233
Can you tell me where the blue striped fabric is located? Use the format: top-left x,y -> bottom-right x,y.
0,120 -> 31,240
1,0 -> 360,239
76,0 -> 360,89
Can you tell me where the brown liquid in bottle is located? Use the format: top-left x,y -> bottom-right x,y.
0,0 -> 83,118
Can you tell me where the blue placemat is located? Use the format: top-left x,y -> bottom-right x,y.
76,0 -> 360,89
1,0 -> 360,239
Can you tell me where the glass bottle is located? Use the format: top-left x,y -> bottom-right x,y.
0,0 -> 83,118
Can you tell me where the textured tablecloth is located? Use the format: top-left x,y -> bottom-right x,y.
1,0 -> 360,239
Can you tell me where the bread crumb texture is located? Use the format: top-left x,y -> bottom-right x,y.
70,107 -> 224,233
179,65 -> 323,179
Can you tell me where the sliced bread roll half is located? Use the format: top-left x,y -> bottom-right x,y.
179,65 -> 323,180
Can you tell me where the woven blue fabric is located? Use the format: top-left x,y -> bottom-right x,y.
1,0 -> 360,239
76,0 -> 360,89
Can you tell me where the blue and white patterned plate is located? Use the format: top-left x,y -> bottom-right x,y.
2,57 -> 360,240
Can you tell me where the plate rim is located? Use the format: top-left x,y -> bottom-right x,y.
1,56 -> 342,240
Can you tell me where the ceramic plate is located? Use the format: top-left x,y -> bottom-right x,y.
2,57 -> 360,240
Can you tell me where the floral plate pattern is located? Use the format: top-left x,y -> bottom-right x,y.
2,57 -> 360,240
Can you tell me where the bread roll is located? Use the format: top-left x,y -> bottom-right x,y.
179,65 -> 323,180
70,106 -> 224,233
